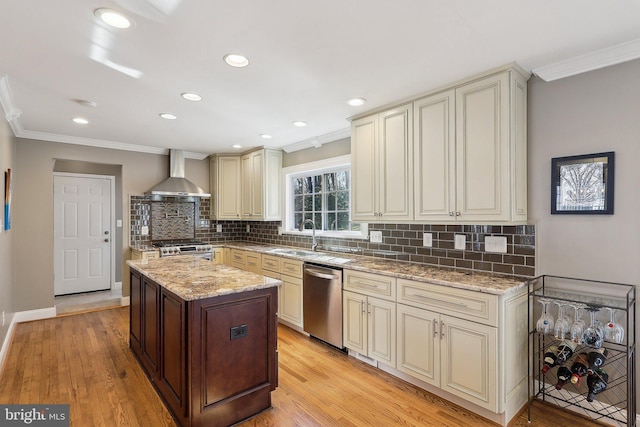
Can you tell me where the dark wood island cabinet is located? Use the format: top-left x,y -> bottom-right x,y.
127,257 -> 281,427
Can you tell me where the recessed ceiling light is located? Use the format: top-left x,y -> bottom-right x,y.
72,117 -> 89,125
260,134 -> 272,139
94,8 -> 133,29
181,92 -> 202,101
347,98 -> 366,107
292,121 -> 307,127
232,144 -> 242,149
159,113 -> 177,120
223,54 -> 249,68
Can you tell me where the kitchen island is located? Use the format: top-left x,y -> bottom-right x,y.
126,256 -> 281,427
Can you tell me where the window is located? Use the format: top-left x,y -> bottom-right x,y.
283,155 -> 365,238
292,169 -> 352,231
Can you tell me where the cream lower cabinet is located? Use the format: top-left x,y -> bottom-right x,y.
396,278 -> 528,424
397,303 -> 497,411
261,254 -> 303,328
343,270 -> 397,367
343,290 -> 396,367
210,247 -> 224,264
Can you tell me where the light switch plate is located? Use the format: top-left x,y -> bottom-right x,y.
216,224 -> 223,233
485,236 -> 508,253
454,234 -> 466,250
370,230 -> 383,243
116,219 -> 122,227
141,225 -> 149,236
423,232 -> 433,247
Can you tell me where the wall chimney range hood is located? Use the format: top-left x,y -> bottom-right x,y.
146,149 -> 211,197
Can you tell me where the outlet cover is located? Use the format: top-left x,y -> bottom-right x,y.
370,230 -> 383,243
423,233 -> 433,247
246,224 -> 250,233
277,226 -> 283,235
216,224 -> 222,233
454,234 -> 466,250
485,236 -> 508,253
141,225 -> 149,236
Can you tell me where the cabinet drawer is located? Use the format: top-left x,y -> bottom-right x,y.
281,259 -> 303,278
144,251 -> 159,260
344,270 -> 396,300
397,279 -> 497,326
230,250 -> 247,265
261,255 -> 281,273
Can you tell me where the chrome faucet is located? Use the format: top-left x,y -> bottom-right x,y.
298,219 -> 318,251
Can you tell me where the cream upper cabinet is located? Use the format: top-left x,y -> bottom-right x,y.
241,148 -> 282,221
414,68 -> 528,223
209,154 -> 241,220
351,103 -> 413,222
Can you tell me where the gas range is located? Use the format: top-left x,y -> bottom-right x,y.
152,240 -> 213,258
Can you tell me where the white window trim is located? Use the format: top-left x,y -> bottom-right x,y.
281,154 -> 368,240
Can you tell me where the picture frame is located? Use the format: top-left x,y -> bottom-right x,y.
551,152 -> 614,215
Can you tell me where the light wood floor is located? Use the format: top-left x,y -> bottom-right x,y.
0,307 -> 604,426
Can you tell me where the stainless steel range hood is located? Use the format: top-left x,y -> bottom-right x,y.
146,149 -> 211,197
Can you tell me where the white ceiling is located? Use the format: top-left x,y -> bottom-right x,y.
1,0 -> 640,159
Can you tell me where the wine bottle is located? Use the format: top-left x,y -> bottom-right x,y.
555,366 -> 572,390
556,340 -> 577,364
570,352 -> 589,386
586,368 -> 609,402
541,345 -> 559,373
587,348 -> 608,371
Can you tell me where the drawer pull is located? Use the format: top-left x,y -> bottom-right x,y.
407,292 -> 469,308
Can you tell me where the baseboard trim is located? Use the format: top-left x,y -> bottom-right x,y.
120,296 -> 130,306
14,307 -> 57,323
0,317 -> 17,375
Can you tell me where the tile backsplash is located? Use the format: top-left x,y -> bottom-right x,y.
130,196 -> 536,277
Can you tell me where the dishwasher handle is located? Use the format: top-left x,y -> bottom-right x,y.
304,267 -> 340,281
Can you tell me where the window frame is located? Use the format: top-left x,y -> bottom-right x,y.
282,155 -> 367,240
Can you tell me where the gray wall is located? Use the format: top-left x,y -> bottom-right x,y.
282,137 -> 350,167
528,59 -> 640,284
14,139 -> 209,311
0,117 -> 15,346
528,59 -> 640,409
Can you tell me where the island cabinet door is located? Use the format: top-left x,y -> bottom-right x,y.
141,277 -> 160,376
156,288 -> 188,425
129,270 -> 142,354
189,287 -> 278,427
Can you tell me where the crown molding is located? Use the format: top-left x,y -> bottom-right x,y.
0,75 -> 24,136
282,127 -> 351,153
532,38 -> 640,82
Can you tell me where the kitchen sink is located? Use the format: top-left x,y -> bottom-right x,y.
266,248 -> 351,264
267,248 -> 318,257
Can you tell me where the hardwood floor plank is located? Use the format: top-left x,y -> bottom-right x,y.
0,307 -> 605,427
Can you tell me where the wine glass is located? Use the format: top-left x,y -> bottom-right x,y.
554,301 -> 570,340
583,306 -> 604,348
569,303 -> 586,344
604,307 -> 625,344
536,298 -> 555,334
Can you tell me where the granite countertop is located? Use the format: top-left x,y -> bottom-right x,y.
127,256 -> 281,301
223,242 -> 528,295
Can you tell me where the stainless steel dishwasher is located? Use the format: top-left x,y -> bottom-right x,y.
303,263 -> 343,349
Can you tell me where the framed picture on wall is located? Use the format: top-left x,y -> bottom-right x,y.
551,152 -> 614,215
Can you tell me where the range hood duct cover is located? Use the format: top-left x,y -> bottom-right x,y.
146,149 -> 211,197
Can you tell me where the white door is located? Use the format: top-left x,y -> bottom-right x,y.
54,175 -> 112,295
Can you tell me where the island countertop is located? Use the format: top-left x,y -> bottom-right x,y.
127,256 -> 281,301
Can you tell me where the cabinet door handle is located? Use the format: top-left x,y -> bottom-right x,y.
361,301 -> 365,314
449,211 -> 454,216
440,321 -> 445,339
433,319 -> 438,338
456,211 -> 461,216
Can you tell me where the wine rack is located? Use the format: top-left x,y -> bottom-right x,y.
528,275 -> 636,426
